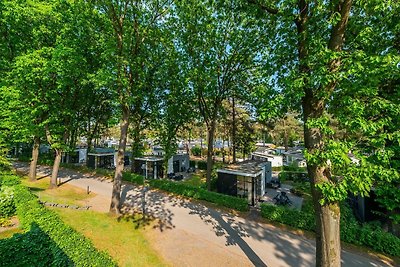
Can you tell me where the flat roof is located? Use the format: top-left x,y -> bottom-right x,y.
134,156 -> 163,162
217,160 -> 266,177
87,153 -> 115,156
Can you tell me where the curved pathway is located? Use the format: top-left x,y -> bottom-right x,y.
13,162 -> 394,267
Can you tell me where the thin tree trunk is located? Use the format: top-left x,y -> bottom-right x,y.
110,105 -> 130,214
29,136 -> 40,181
206,120 -> 216,191
130,127 -> 141,172
49,149 -> 61,189
232,96 -> 236,163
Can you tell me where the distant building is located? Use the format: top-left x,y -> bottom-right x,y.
251,152 -> 283,168
216,160 -> 271,206
282,149 -> 307,168
132,156 -> 164,179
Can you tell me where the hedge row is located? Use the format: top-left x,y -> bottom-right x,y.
260,203 -> 400,256
260,203 -> 316,232
0,179 -> 117,266
197,160 -> 207,170
122,171 -> 144,185
0,174 -> 20,219
149,179 -> 249,212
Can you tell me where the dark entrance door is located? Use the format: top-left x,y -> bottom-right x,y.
173,160 -> 180,173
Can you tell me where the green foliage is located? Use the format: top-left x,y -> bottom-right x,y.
122,172 -> 144,185
149,179 -> 248,212
191,146 -> 202,157
189,160 -> 196,168
0,174 -> 20,187
8,184 -> 117,266
0,217 -> 13,227
0,223 -> 74,267
0,186 -> 16,218
197,160 -> 207,170
260,203 -> 400,256
260,203 -> 316,232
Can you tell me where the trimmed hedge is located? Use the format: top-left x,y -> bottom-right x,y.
260,203 -> 400,256
197,160 -> 207,170
122,171 -> 144,185
1,181 -> 117,266
149,179 -> 249,212
260,203 -> 316,232
0,186 -> 16,218
0,223 -> 73,266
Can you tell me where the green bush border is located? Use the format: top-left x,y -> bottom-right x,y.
122,172 -> 248,212
260,203 -> 400,256
149,179 -> 249,212
1,175 -> 116,267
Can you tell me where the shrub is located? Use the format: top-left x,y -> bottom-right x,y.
197,160 -> 207,170
0,217 -> 13,227
260,203 -> 400,256
9,184 -> 117,266
149,179 -> 248,212
0,223 -> 74,266
260,204 -> 315,232
191,146 -> 201,156
189,160 -> 196,168
0,174 -> 21,187
0,186 -> 16,218
122,172 -> 144,185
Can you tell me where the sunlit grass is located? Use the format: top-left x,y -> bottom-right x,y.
54,209 -> 168,267
182,172 -> 205,187
21,176 -> 95,206
0,227 -> 23,239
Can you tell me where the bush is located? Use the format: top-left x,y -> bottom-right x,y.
149,179 -> 248,212
260,203 -> 315,232
191,146 -> 201,156
0,217 -> 13,227
197,160 -> 207,170
0,186 -> 16,218
7,184 -> 117,266
260,203 -> 400,256
0,174 -> 21,187
189,160 -> 196,168
0,223 -> 73,266
122,172 -> 144,185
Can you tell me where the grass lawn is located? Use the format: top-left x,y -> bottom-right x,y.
0,227 -> 23,239
182,172 -> 205,187
20,175 -> 167,266
54,209 -> 167,267
21,176 -> 96,206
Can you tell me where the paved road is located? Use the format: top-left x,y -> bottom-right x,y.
13,162 -> 394,267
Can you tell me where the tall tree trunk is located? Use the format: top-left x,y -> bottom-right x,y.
130,127 -> 141,172
110,105 -> 130,214
49,149 -> 62,189
303,93 -> 341,267
232,96 -> 237,163
29,136 -> 40,181
206,120 -> 216,191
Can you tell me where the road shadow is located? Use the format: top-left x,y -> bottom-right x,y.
120,184 -> 175,232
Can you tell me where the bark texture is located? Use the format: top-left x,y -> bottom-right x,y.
110,105 -> 130,214
29,136 -> 40,181
50,149 -> 61,189
206,120 -> 216,191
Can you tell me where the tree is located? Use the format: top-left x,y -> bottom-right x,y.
248,1 -> 400,265
175,0 -> 266,190
96,0 -> 173,214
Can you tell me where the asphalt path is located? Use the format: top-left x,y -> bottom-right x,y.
13,162 -> 394,267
